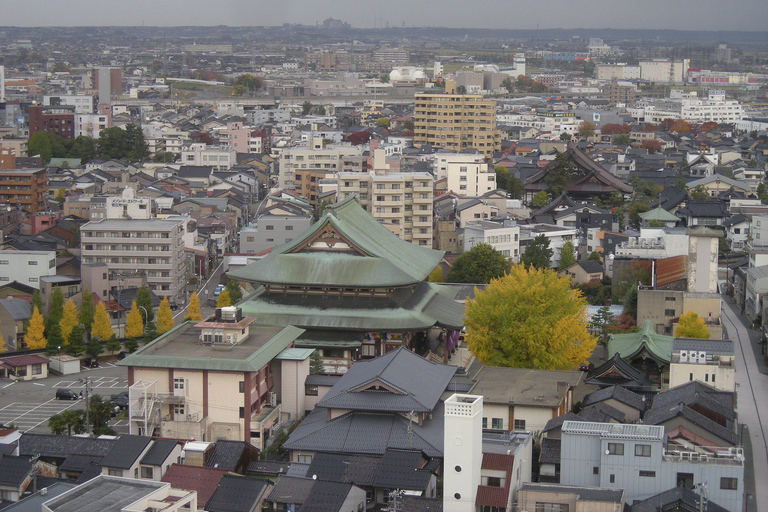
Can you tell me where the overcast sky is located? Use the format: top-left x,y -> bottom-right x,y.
0,0 -> 764,31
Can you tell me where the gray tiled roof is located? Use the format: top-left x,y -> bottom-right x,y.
302,481 -> 355,512
372,449 -> 433,490
629,486 -> 728,512
306,452 -> 379,486
139,439 -> 179,467
99,435 -> 152,470
672,338 -> 734,355
582,385 -> 646,412
0,299 -> 31,321
538,438 -> 561,465
206,475 -> 271,512
60,454 -> 103,473
317,347 -> 456,413
305,375 -> 342,387
204,440 -> 250,472
267,476 -> 314,505
402,497 -> 443,512
0,455 -> 33,487
247,460 -> 292,476
649,381 -> 735,421
19,433 -> 116,460
643,404 -> 738,445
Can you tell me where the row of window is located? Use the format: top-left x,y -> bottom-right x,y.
482,417 -> 526,430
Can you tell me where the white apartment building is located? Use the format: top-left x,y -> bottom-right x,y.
75,113 -> 110,138
80,218 -> 189,300
680,90 -> 744,123
433,151 -> 497,196
278,139 -> 364,190
615,227 -> 690,260
595,64 -> 642,81
497,111 -> 581,136
337,172 -> 434,246
180,143 -> 237,171
464,220 -> 520,261
0,250 -> 56,289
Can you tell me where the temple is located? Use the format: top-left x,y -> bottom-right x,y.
228,195 -> 465,374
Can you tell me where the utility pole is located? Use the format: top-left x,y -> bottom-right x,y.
81,377 -> 92,436
387,490 -> 403,512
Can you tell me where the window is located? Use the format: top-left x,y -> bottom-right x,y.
108,469 -> 122,477
592,467 -> 599,475
173,404 -> 185,416
239,381 -> 245,393
609,474 -> 615,483
534,503 -> 569,512
482,417 -> 488,429
664,309 -> 675,316
266,225 -> 274,230
635,444 -> 651,457
306,384 -> 319,396
31,364 -> 42,375
141,466 -> 154,479
239,407 -> 245,419
607,443 -> 624,455
720,478 -> 738,490
514,419 -> 526,430
174,378 -> 184,391
491,418 -> 504,430
28,260 -> 38,265
639,470 -> 656,477
297,454 -> 312,463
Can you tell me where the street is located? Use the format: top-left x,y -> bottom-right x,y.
721,295 -> 768,512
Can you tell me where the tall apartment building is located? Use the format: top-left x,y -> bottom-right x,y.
0,168 -> 48,213
28,105 -> 76,139
337,171 -> 434,246
433,150 -> 496,196
414,82 -> 501,158
278,139 -> 364,192
80,218 -> 189,301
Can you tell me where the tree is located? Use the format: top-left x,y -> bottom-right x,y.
521,234 -> 554,270
494,166 -> 510,190
464,265 -> 596,369
79,287 -> 94,335
106,334 -> 121,355
501,76 -> 514,93
690,185 -> 709,201
0,333 -> 4,354
675,311 -> 710,339
26,306 -> 47,349
67,135 -> 97,163
428,266 -> 444,282
507,176 -> 524,200
588,251 -> 602,262
590,306 -> 615,342
91,302 -> 114,341
185,292 -> 203,322
66,324 -> 85,356
558,241 -> 577,270
614,134 -> 631,146
59,299 -> 79,342
560,132 -> 572,141
623,286 -> 638,319
135,286 -> 154,324
578,121 -> 596,138
628,202 -> 650,230
97,124 -> 148,162
49,410 -> 84,435
124,337 -> 139,353
640,139 -> 664,154
85,333 -> 103,359
156,297 -> 174,335
226,281 -> 243,304
234,74 -> 261,94
45,322 -> 65,355
545,153 -> 573,198
446,243 -> 510,284
700,121 -> 719,133
46,287 -> 65,336
32,291 -> 43,317
376,117 -> 390,128
216,289 -> 232,307
27,131 -> 67,164
302,100 -> 312,115
309,350 -> 324,375
600,123 -> 631,135
55,188 -> 67,202
88,395 -> 116,436
125,301 -> 145,339
233,84 -> 247,97
758,183 -> 768,205
531,191 -> 549,209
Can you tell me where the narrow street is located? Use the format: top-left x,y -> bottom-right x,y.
720,296 -> 768,512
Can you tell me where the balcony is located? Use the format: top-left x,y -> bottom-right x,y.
662,448 -> 743,466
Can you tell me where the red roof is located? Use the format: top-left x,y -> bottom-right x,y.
0,354 -> 48,367
481,452 -> 514,472
476,485 -> 510,508
161,464 -> 228,506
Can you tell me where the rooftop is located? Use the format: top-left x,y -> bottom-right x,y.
43,476 -> 166,512
561,421 -> 664,440
469,367 -> 582,407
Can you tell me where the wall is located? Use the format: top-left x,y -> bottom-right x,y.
669,362 -> 735,392
0,251 -> 56,289
514,405 -> 557,432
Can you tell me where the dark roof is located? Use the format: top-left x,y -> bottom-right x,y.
204,440 -> 253,472
579,402 -> 626,423
582,385 -> 646,412
642,404 -> 738,445
139,439 -> 179,467
0,455 -> 33,487
59,454 -> 103,473
206,475 -> 271,512
676,200 -> 728,218
247,460 -> 292,477
539,438 -> 561,465
584,352 -> 653,390
577,260 -> 604,274
0,298 -> 31,321
543,412 -> 581,433
99,435 -> 152,470
629,486 -> 728,512
0,482 -> 75,512
373,449 -> 433,490
18,433 -> 116,460
649,381 -> 735,420
301,481 -> 355,512
305,452 -> 380,487
305,375 -> 342,387
267,476 -> 314,505
401,497 -> 443,512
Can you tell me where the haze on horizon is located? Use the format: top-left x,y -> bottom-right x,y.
0,0 -> 764,32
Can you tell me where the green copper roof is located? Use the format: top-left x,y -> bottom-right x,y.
607,320 -> 673,364
639,207 -> 679,222
228,195 -> 444,287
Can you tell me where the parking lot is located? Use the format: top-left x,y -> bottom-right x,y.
0,361 -> 131,435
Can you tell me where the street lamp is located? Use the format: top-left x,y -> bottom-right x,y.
137,305 -> 149,327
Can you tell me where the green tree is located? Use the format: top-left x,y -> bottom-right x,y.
225,281 -> 243,304
507,176 -> 524,199
233,84 -> 247,97
531,191 -> 549,209
91,302 -> 114,341
55,188 -> 67,202
428,266 -> 444,282
66,324 -> 85,356
623,286 -> 638,319
302,100 -> 312,115
376,117 -> 390,128
675,311 -> 710,338
32,291 -> 43,317
590,305 -> 615,342
521,234 -> 554,270
545,153 -> 574,199
45,287 -> 65,336
125,301 -> 145,339
614,134 -> 631,146
185,292 -> 203,322
45,322 -> 64,355
234,74 -> 261,94
59,299 -> 79,342
27,131 -> 67,164
316,105 -> 326,115
106,334 -> 121,355
560,132 -> 572,141
501,76 -> 514,93
85,333 -> 103,359
558,241 -> 577,270
79,287 -> 94,335
465,265 -> 596,369
690,185 -> 709,201
309,350 -> 324,375
88,395 -> 117,436
494,166 -> 510,190
216,289 -> 232,307
26,306 -> 47,350
757,183 -> 768,204
135,286 -> 154,324
628,202 -> 650,230
588,251 -> 602,262
97,124 -> 148,162
49,410 -> 84,435
156,297 -> 174,335
446,243 -> 511,284
124,337 -> 139,353
67,135 -> 97,163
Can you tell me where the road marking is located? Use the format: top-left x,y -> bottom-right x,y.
33,383 -> 44,387
3,382 -> 15,389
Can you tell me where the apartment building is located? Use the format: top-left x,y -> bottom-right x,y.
414,82 -> 501,158
464,220 -> 520,260
80,217 -> 189,300
28,105 -> 76,139
0,168 -> 48,213
43,94 -> 96,114
337,171 -> 434,246
0,250 -> 56,289
680,90 -> 744,123
180,143 -> 237,171
433,150 -> 496,196
278,139 -> 364,193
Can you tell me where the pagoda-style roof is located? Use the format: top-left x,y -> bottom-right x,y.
238,281 -> 465,332
639,207 -> 679,223
523,146 -> 633,196
607,320 -> 673,364
228,195 -> 444,288
585,352 -> 654,391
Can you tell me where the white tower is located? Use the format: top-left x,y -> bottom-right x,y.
443,394 -> 483,512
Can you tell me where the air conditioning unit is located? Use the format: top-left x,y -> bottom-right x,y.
679,350 -> 689,363
269,392 -> 277,407
698,351 -> 707,364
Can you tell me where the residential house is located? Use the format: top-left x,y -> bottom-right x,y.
723,213 -> 749,251
558,260 -> 604,285
581,385 -> 647,422
206,474 -> 273,512
99,435 -> 153,479
0,297 -> 30,349
161,464 -> 227,510
0,354 -> 49,381
675,200 -> 728,228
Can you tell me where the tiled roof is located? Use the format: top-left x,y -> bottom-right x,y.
301,481 -> 355,512
402,497 -> 443,512
475,485 -> 509,508
629,486 -> 728,512
161,463 -> 228,507
19,433 -> 116,459
0,355 -> 48,367
539,438 -> 561,465
0,455 -> 33,487
372,449 -> 432,490
99,435 -> 152,470
204,440 -> 256,472
267,476 -> 314,505
306,452 -> 379,487
59,454 -> 103,473
206,475 -> 271,512
139,439 -> 179,467
582,385 -> 647,412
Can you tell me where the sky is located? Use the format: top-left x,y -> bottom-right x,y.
0,0 -> 765,32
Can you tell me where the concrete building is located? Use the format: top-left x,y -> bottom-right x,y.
75,112 -> 111,138
596,64 -> 642,81
518,483 -> 625,512
443,394 -> 483,512
43,94 -> 95,114
180,144 -> 237,171
679,90 -> 744,123
559,421 -> 743,512
278,139 -> 364,191
463,220 -> 520,260
669,338 -> 735,391
519,224 -> 578,269
639,59 -> 690,83
0,169 -> 47,213
28,105 -> 76,139
433,151 -> 496,196
240,210 -> 312,254
414,82 -> 501,158
337,172 -> 434,246
0,250 -> 56,289
614,227 -> 689,260
80,217 -> 189,301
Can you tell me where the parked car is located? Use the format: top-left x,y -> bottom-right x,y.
578,364 -> 590,372
168,301 -> 179,311
117,351 -> 128,361
82,358 -> 99,368
110,394 -> 129,410
213,284 -> 225,297
56,389 -> 79,401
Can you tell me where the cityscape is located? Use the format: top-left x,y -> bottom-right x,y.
0,16 -> 766,512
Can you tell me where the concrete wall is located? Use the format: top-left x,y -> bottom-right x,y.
669,362 -> 735,392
